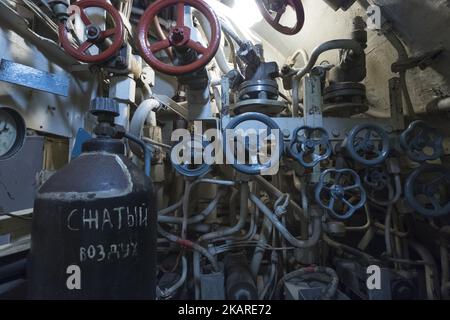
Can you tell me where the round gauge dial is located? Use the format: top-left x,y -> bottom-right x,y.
0,107 -> 26,160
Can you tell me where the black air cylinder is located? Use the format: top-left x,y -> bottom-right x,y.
29,137 -> 157,299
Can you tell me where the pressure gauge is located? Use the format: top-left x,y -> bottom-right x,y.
0,107 -> 26,160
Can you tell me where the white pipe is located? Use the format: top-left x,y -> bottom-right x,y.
193,9 -> 232,74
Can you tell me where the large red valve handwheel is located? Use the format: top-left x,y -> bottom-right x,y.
256,0 -> 305,35
137,0 -> 221,76
58,0 -> 124,64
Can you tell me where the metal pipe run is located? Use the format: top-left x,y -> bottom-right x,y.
249,194 -> 321,249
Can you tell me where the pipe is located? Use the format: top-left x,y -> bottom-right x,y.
142,137 -> 171,150
286,49 -> 309,68
253,175 -> 305,221
372,175 -> 402,207
250,194 -> 321,249
288,48 -> 308,116
124,133 -> 152,177
384,186 -> 396,257
199,182 -> 249,242
300,182 -> 309,220
384,204 -> 394,257
228,188 -> 238,226
373,223 -> 408,238
384,28 -> 416,117
365,108 -> 391,118
441,242 -> 449,299
193,251 -> 201,300
158,189 -> 225,224
294,40 -> 364,79
182,178 -> 236,238
157,224 -> 219,272
356,0 -> 415,117
193,10 -> 232,75
129,99 -> 160,145
250,215 -> 273,277
190,223 -> 212,233
324,234 -> 375,262
182,180 -> 192,240
427,96 -> 450,114
292,77 -> 301,117
219,19 -> 245,48
158,199 -> 183,216
231,201 -> 259,242
346,203 -> 372,231
158,178 -> 234,217
159,256 -> 188,299
409,240 -> 439,300
259,252 -> 277,300
194,178 -> 236,186
437,97 -> 450,112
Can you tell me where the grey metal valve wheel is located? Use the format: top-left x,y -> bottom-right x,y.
289,126 -> 332,168
343,124 -> 390,166
223,112 -> 284,175
171,137 -> 211,178
400,120 -> 444,163
405,164 -> 450,217
315,168 -> 367,220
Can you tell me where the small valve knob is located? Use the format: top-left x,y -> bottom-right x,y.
90,97 -> 120,118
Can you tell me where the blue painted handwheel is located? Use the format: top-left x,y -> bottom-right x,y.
171,137 -> 211,177
400,120 -> 444,162
289,126 -> 332,168
405,164 -> 450,217
223,112 -> 284,175
315,168 -> 367,220
363,166 -> 389,191
343,124 -> 390,166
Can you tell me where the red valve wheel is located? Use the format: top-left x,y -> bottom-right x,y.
137,0 -> 221,76
256,0 -> 305,35
58,0 -> 124,64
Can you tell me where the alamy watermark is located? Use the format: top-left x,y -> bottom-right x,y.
66,264 -> 81,290
367,265 -> 381,290
367,4 -> 382,30
170,122 -> 281,176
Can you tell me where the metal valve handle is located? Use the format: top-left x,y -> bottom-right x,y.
363,166 -> 389,191
363,166 -> 399,206
223,112 -> 284,175
255,0 -> 305,35
58,0 -> 125,63
315,168 -> 367,220
400,120 -> 444,162
343,123 -> 390,166
405,164 -> 450,217
137,0 -> 221,76
171,137 -> 211,177
289,126 -> 332,168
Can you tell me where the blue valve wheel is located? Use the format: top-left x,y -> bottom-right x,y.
315,168 -> 367,220
289,126 -> 332,168
363,166 -> 389,191
171,137 -> 211,177
223,112 -> 284,175
405,164 -> 450,217
363,166 -> 395,205
400,120 -> 444,163
343,124 -> 390,166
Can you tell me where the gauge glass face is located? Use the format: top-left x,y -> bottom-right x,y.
0,111 -> 18,158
